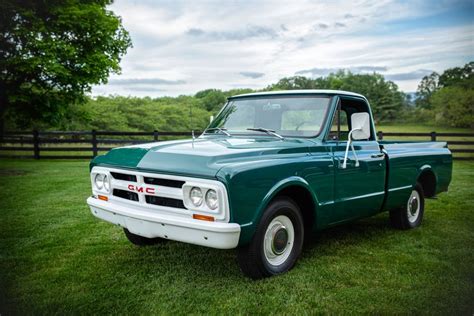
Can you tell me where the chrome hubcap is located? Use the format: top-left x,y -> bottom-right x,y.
272,226 -> 289,255
264,215 -> 294,266
407,190 -> 421,223
410,197 -> 418,216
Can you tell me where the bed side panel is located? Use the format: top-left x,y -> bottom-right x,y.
383,142 -> 452,210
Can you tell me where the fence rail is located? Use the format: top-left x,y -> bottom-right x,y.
0,130 -> 198,160
0,130 -> 473,160
376,131 -> 474,160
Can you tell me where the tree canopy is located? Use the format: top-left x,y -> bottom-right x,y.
41,72 -> 408,133
0,0 -> 132,131
415,62 -> 473,127
415,72 -> 439,109
266,71 -> 407,123
9,64 -> 472,132
431,86 -> 473,128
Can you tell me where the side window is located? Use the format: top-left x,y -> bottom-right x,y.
327,97 -> 373,141
328,109 -> 349,140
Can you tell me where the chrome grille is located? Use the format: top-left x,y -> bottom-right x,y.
110,172 -> 137,182
145,195 -> 185,209
91,166 -> 231,222
113,188 -> 139,201
143,177 -> 184,188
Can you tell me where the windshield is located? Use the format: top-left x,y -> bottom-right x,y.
207,96 -> 331,137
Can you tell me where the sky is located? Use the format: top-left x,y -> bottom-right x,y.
92,0 -> 474,97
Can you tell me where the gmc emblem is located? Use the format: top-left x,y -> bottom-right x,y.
128,184 -> 155,194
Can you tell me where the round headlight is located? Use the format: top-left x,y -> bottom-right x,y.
205,189 -> 218,210
94,173 -> 105,190
190,187 -> 203,206
103,175 -> 110,192
94,173 -> 109,192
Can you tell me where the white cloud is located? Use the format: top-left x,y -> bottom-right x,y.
92,0 -> 474,96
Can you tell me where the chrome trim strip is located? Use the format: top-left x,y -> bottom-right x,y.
388,185 -> 413,192
338,191 -> 385,202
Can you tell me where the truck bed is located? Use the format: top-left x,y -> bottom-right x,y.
379,140 -> 452,211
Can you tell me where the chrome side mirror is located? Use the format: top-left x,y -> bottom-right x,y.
341,113 -> 371,169
351,112 -> 371,140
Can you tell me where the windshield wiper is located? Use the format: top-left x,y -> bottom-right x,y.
203,127 -> 231,136
247,127 -> 284,140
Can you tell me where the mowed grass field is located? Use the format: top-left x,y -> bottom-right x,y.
0,159 -> 473,314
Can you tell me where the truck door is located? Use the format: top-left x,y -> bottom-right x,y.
326,97 -> 386,224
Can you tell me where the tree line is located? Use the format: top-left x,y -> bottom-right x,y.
413,62 -> 473,128
3,62 -> 473,132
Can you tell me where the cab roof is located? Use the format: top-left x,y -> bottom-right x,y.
228,89 -> 365,100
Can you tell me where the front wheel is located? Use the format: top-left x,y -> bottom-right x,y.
389,183 -> 425,229
237,197 -> 304,279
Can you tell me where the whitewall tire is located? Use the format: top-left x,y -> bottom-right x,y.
237,197 -> 304,279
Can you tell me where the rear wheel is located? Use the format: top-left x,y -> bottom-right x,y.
237,197 -> 304,279
123,228 -> 167,246
390,182 -> 425,229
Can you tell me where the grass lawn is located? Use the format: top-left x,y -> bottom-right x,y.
0,159 -> 473,314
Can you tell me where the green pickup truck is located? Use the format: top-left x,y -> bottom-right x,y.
87,90 -> 452,279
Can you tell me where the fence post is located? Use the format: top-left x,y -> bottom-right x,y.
153,130 -> 159,142
33,130 -> 40,159
92,130 -> 98,157
377,131 -> 383,140
430,131 -> 437,141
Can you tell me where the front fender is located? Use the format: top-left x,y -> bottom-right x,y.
238,176 -> 319,245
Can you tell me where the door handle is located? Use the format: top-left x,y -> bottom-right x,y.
371,153 -> 385,158
338,157 -> 358,168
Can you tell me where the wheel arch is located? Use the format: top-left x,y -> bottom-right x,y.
254,176 -> 319,236
416,165 -> 437,198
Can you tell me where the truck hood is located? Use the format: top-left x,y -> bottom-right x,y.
91,136 -> 314,178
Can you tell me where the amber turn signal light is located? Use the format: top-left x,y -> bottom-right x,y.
193,214 -> 215,222
98,195 -> 108,201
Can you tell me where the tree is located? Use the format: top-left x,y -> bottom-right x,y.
412,62 -> 473,127
431,86 -> 474,128
438,62 -> 474,89
195,89 -> 226,112
415,62 -> 473,111
415,72 -> 439,109
267,71 -> 407,123
329,71 -> 406,122
64,95 -> 212,132
0,0 -> 132,132
224,88 -> 254,98
265,76 -> 319,90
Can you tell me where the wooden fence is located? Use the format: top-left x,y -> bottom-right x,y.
376,131 -> 474,160
0,130 -> 473,160
0,130 -> 197,159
